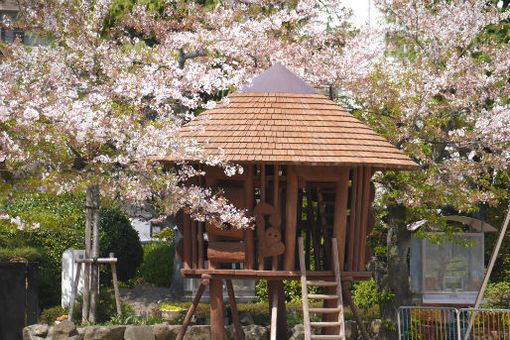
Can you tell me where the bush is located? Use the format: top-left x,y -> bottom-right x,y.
352,279 -> 379,311
139,241 -> 175,287
40,306 -> 67,325
485,281 -> 510,308
99,208 -> 143,283
255,280 -> 321,303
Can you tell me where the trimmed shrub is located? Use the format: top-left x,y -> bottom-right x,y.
485,281 -> 510,309
99,208 -> 143,283
139,241 -> 175,287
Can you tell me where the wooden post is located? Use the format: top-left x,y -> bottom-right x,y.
244,165 -> 254,269
333,169 -> 350,269
272,164 -> 279,270
226,280 -> 244,340
283,165 -> 298,270
191,220 -> 197,269
183,213 -> 191,269
210,279 -> 225,340
359,167 -> 371,268
198,222 -> 204,269
347,169 -> 358,271
110,253 -> 122,315
89,184 -> 100,323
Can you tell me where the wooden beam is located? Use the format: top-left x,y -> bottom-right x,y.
244,164 -> 255,270
198,222 -> 204,269
226,280 -> 244,340
333,169 -> 350,269
183,213 -> 192,270
210,279 -> 225,340
180,268 -> 371,281
359,167 -> 371,268
191,220 -> 197,269
354,168 -> 363,271
272,164 -> 280,270
176,275 -> 210,340
343,282 -> 370,340
283,165 -> 298,270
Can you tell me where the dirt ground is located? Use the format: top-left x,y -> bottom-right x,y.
119,285 -> 174,314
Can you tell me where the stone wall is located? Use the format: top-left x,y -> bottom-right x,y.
24,319 -> 382,340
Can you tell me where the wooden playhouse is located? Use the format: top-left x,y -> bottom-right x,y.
167,64 -> 418,340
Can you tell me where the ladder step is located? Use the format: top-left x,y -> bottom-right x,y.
311,335 -> 343,340
307,280 -> 337,287
310,321 -> 342,327
309,307 -> 341,314
308,294 -> 339,300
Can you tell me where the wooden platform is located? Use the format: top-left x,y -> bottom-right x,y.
180,269 -> 371,281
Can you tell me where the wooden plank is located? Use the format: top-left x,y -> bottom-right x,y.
210,279 -> 225,340
272,164 -> 280,270
183,213 -> 192,270
354,168 -> 363,271
284,165 -> 299,270
347,169 -> 357,271
244,164 -> 255,269
270,284 -> 278,340
198,222 -> 204,269
358,167 -> 371,269
332,239 -> 346,339
180,268 -> 371,281
333,169 -> 350,269
298,238 -> 311,340
207,242 -> 246,262
226,280 -> 244,340
295,166 -> 350,181
191,220 -> 197,269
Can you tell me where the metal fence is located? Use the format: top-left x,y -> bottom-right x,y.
398,306 -> 461,340
399,307 -> 510,340
459,308 -> 510,340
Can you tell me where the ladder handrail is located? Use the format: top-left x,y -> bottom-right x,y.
299,237 -> 312,340
331,238 -> 346,340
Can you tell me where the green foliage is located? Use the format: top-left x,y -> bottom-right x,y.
485,282 -> 510,309
40,306 -> 66,325
352,279 -> 379,311
139,241 -> 175,287
352,279 -> 392,315
255,280 -> 321,303
99,208 -> 143,283
105,312 -> 163,326
0,192 -> 143,308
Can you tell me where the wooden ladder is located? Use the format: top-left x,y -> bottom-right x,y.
299,237 -> 346,340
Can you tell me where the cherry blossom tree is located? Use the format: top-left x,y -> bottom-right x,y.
330,1 -> 510,337
0,0 -> 354,322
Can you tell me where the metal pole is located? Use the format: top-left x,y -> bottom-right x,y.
464,203 -> 510,339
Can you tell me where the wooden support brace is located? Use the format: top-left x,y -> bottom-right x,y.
210,278 -> 225,340
342,282 -> 370,340
226,280 -> 244,340
109,253 -> 122,315
176,274 -> 211,340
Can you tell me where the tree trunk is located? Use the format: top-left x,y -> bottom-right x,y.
84,184 -> 100,323
369,204 -> 411,340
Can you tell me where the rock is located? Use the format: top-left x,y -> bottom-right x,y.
243,325 -> 268,340
82,325 -> 125,340
48,320 -> 79,340
288,324 -> 304,340
369,319 -> 382,339
124,326 -> 155,340
183,325 -> 210,340
239,312 -> 254,325
153,323 -> 181,340
23,324 -> 49,340
345,320 -> 358,340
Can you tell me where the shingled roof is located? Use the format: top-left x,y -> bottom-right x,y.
173,64 -> 418,170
